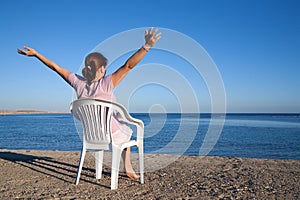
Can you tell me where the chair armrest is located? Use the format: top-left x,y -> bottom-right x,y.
110,101 -> 144,145
111,101 -> 144,129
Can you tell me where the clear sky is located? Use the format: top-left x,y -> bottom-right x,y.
0,0 -> 299,113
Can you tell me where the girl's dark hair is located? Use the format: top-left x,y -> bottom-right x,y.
82,52 -> 108,83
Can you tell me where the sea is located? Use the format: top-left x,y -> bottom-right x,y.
0,113 -> 299,160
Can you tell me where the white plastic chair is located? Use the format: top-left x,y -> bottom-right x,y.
70,98 -> 144,190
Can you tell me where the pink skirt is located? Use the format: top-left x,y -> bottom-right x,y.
111,117 -> 133,145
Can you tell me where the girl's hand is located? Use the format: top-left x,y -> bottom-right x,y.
144,28 -> 161,48
17,46 -> 37,57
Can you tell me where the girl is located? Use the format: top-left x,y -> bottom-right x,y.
18,28 -> 161,180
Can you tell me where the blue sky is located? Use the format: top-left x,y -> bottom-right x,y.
0,0 -> 299,113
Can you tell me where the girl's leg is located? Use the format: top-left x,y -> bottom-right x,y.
122,147 -> 140,180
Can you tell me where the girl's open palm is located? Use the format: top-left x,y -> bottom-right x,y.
145,28 -> 161,47
17,46 -> 37,57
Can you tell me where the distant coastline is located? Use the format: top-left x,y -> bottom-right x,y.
0,110 -> 48,115
0,110 -> 69,115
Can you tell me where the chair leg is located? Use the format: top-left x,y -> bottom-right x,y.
111,147 -> 122,190
138,146 -> 144,184
75,148 -> 86,185
95,151 -> 104,179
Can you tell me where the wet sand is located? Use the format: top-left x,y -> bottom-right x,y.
0,150 -> 299,199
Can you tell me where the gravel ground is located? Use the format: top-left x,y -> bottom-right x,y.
0,150 -> 299,199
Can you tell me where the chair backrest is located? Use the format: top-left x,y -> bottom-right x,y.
70,99 -> 114,150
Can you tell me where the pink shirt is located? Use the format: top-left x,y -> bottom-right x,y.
68,73 -> 115,102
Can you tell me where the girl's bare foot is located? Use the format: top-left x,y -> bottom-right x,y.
126,171 -> 140,180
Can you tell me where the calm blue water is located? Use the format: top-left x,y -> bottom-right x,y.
0,113 -> 299,160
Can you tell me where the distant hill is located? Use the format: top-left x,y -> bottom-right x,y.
0,110 -> 48,115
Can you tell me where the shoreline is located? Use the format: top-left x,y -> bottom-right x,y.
1,149 -> 299,199
1,148 -> 299,161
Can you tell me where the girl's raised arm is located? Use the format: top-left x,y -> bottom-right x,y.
17,46 -> 71,84
111,28 -> 161,87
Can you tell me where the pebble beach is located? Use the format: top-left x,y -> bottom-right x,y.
0,149 -> 299,199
